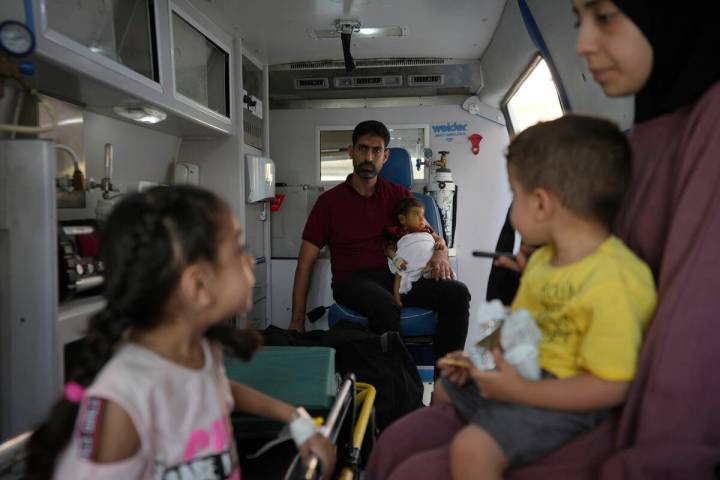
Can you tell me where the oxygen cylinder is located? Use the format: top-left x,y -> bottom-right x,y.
424,151 -> 457,248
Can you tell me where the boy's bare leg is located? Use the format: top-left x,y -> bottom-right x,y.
393,274 -> 403,306
450,425 -> 507,480
430,377 -> 451,406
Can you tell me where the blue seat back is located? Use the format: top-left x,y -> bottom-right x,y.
380,148 -> 444,239
380,147 -> 413,187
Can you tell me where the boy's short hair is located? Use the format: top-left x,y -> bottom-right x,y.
353,120 -> 391,147
506,114 -> 631,228
393,197 -> 424,219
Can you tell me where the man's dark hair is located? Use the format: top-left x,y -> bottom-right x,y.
393,197 -> 424,219
506,114 -> 631,228
352,120 -> 391,147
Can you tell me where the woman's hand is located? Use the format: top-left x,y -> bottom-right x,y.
493,243 -> 535,273
469,349 -> 528,403
299,433 -> 336,480
437,351 -> 472,386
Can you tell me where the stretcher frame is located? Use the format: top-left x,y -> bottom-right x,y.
284,374 -> 377,480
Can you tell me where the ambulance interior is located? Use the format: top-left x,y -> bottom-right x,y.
0,0 -> 637,477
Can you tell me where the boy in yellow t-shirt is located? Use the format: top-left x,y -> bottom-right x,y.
436,115 -> 657,478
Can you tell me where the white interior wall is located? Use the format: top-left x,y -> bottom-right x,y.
83,112 -> 179,189
55,111 -> 180,222
270,103 -> 513,346
478,1 -> 536,109
0,1 -> 23,24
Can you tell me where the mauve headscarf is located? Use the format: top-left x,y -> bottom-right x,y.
506,3 -> 720,479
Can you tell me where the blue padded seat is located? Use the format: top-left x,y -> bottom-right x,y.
329,148 -> 440,352
378,148 -> 444,240
328,303 -> 438,337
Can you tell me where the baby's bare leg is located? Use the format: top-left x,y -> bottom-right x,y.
393,274 -> 403,306
450,425 -> 507,480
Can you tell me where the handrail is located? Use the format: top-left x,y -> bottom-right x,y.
351,383 -> 376,449
0,431 -> 31,473
338,382 -> 377,480
284,374 -> 356,480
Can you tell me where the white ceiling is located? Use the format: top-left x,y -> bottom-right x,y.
190,0 -> 507,65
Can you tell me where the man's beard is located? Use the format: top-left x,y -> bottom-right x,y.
354,161 -> 377,179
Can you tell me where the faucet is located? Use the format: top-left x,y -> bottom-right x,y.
101,143 -> 113,199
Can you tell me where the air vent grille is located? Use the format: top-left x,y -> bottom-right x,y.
407,74 -> 444,86
294,78 -> 329,90
290,60 -> 338,70
285,58 -> 446,70
243,115 -> 264,150
333,75 -> 403,88
356,58 -> 444,67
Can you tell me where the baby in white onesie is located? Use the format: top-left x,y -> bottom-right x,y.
385,197 -> 444,306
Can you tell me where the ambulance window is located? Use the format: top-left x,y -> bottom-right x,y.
320,130 -> 353,183
320,126 -> 428,183
502,56 -> 564,135
388,127 -> 427,182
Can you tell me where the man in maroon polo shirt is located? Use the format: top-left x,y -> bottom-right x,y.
289,120 -> 470,361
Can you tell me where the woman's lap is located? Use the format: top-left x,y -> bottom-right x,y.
364,405 -> 463,480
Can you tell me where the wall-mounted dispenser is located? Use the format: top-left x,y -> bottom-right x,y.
173,162 -> 199,185
246,155 -> 275,203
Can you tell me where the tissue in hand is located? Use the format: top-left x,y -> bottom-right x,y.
467,300 -> 507,371
468,300 -> 542,380
501,308 -> 542,380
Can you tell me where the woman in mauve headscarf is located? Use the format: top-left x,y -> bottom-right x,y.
365,1 -> 720,478
569,0 -> 720,476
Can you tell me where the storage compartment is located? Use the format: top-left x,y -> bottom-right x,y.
270,185 -> 323,258
171,9 -> 229,117
43,0 -> 158,81
242,56 -> 264,150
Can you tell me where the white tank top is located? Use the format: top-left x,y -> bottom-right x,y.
54,339 -> 241,480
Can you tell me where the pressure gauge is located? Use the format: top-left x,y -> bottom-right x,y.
0,21 -> 35,57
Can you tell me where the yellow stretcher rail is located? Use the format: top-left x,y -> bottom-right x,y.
339,382 -> 376,480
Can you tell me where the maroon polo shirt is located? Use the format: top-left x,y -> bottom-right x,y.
303,175 -> 412,285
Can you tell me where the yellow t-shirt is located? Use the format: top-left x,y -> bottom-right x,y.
511,236 -> 657,381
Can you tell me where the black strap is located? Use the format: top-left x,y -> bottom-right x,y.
380,332 -> 389,353
435,202 -> 449,246
450,186 -> 458,248
341,33 -> 356,72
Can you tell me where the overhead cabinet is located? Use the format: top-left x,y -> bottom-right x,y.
31,0 -> 234,135
43,0 -> 158,84
170,4 -> 230,119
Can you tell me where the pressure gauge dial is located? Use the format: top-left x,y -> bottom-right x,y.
0,21 -> 35,57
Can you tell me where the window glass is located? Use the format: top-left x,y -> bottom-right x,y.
172,12 -> 229,116
45,0 -> 157,81
388,128 -> 425,181
505,57 -> 563,134
320,127 -> 426,183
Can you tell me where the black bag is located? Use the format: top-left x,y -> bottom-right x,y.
261,322 -> 423,431
325,322 -> 424,431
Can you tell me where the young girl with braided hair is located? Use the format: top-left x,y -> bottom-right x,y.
26,186 -> 334,480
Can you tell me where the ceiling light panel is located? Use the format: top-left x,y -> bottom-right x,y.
309,26 -> 407,39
